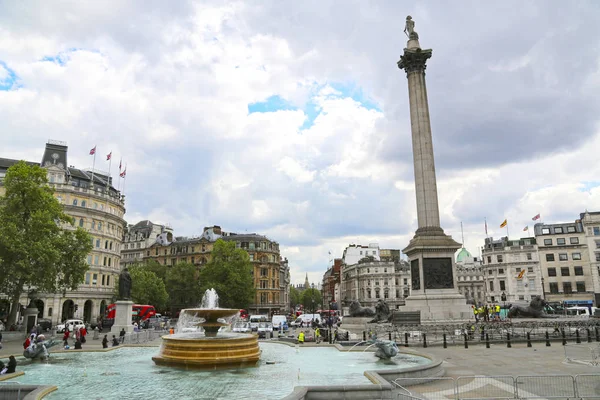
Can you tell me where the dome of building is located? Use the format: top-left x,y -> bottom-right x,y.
456,247 -> 472,263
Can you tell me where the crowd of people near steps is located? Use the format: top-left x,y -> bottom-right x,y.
472,304 -> 502,322
61,325 -> 88,350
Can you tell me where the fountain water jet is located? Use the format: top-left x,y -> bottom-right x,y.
152,289 -> 260,369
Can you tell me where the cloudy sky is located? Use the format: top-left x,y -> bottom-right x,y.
2,1 -> 600,285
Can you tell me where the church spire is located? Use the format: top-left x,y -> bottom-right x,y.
304,273 -> 310,290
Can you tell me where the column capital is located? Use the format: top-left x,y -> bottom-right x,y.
397,48 -> 432,76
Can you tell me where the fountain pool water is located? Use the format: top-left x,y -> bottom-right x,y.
12,344 -> 431,399
152,289 -> 260,369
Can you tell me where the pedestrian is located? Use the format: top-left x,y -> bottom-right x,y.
472,306 -> 479,322
297,331 -> 305,344
7,356 -> 17,374
112,335 -> 119,347
74,339 -> 82,350
80,326 -> 87,344
62,330 -> 70,347
102,335 -> 108,349
315,327 -> 321,344
24,335 -> 32,350
119,328 -> 126,343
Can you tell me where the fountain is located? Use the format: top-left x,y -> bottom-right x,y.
152,289 -> 260,369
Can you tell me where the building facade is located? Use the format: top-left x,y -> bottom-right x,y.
342,243 -> 381,266
482,236 -> 543,305
535,221 -> 593,306
143,225 -> 289,316
0,140 -> 126,325
341,260 -> 409,312
121,220 -> 173,267
321,258 -> 342,310
580,212 -> 600,305
455,248 -> 485,305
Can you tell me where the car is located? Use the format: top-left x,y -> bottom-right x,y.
56,319 -> 85,333
257,322 -> 273,339
232,322 -> 251,333
271,315 -> 287,331
37,318 -> 52,332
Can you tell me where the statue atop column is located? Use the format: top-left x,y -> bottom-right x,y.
404,15 -> 419,40
118,267 -> 132,300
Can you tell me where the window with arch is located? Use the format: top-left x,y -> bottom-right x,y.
92,221 -> 96,229
79,218 -> 84,227
72,199 -> 78,206
109,242 -> 113,250
98,222 -> 102,231
81,200 -> 86,207
105,240 -> 108,249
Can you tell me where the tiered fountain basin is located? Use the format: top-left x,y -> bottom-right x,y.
152,308 -> 260,370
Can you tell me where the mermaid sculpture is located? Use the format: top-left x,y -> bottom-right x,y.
23,335 -> 59,360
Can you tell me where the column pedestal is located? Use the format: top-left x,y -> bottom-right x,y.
402,230 -> 473,321
110,300 -> 134,334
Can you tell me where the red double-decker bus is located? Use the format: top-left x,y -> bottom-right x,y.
105,304 -> 157,322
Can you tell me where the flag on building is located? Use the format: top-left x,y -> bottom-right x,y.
89,146 -> 96,155
523,226 -> 528,232
120,167 -> 126,178
500,219 -> 507,228
106,151 -> 112,161
517,269 -> 526,279
532,213 -> 540,221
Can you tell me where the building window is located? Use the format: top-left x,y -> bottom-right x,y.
488,270 -> 493,275
542,228 -> 550,234
559,253 -> 568,261
79,218 -> 84,227
528,279 -> 535,290
554,227 -> 563,234
567,226 -> 576,233
572,253 -> 581,260
497,255 -> 503,263
574,266 -> 583,276
96,239 -> 100,248
549,282 -> 559,294
560,267 -> 570,276
487,256 -> 491,263
92,274 -> 98,285
87,255 -> 92,264
594,227 -> 600,236
81,200 -> 86,207
102,275 -> 105,285
546,254 -> 555,262
547,268 -> 557,277
98,222 -> 102,231
570,237 -> 579,244
556,238 -> 565,245
85,273 -> 90,284
576,282 -> 586,292
563,282 -> 572,294
249,254 -> 254,261
489,281 -> 494,291
498,268 -> 504,274
597,254 -> 600,262
544,239 -> 552,246
527,253 -> 532,260
72,199 -> 78,206
360,251 -> 363,255
500,280 -> 506,291
107,276 -> 110,286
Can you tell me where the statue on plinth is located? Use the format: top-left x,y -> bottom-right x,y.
404,15 -> 419,40
349,300 -> 375,317
507,296 -> 558,318
370,299 -> 392,323
118,267 -> 132,300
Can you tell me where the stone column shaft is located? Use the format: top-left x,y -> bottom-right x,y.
407,69 -> 441,229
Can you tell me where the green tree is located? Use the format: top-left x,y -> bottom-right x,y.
289,285 -> 301,310
198,239 -> 254,309
0,161 -> 92,325
144,259 -> 167,281
301,288 -> 322,314
165,262 -> 202,312
128,265 -> 169,310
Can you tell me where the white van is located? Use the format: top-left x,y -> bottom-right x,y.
566,306 -> 596,318
271,315 -> 287,331
291,314 -> 321,328
249,315 -> 268,331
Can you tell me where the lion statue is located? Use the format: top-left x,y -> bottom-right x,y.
370,299 -> 392,323
349,300 -> 375,317
507,295 -> 558,319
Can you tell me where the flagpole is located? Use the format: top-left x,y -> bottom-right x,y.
506,223 -> 510,240
527,227 -> 531,237
460,221 -> 465,247
122,164 -> 127,198
90,147 -> 96,186
107,153 -> 112,189
117,158 -> 122,192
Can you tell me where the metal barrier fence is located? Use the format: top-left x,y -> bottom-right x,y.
564,343 -> 600,366
123,329 -> 168,344
0,381 -> 22,400
394,374 -> 600,400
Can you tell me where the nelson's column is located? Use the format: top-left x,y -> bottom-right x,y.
397,16 -> 471,320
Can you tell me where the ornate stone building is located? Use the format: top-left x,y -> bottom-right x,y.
341,260 -> 410,312
482,236 -> 542,305
0,140 -> 126,325
143,225 -> 289,316
121,220 -> 173,267
455,248 -> 485,305
580,211 -> 600,306
321,258 -> 342,311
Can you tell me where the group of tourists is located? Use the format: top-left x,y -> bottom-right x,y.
472,304 -> 502,322
62,325 -> 87,349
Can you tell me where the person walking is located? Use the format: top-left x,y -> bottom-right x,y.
472,306 -> 479,322
112,335 -> 119,347
298,331 -> 305,344
80,326 -> 87,344
119,328 -> 126,344
102,335 -> 109,349
6,356 -> 17,374
62,330 -> 70,347
315,327 -> 321,344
